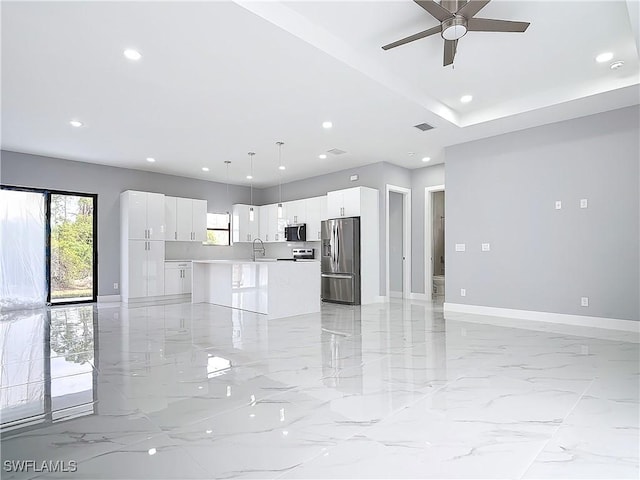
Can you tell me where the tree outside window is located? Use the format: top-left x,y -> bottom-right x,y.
207,213 -> 230,245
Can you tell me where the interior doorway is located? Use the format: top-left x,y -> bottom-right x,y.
424,185 -> 445,300
385,185 -> 411,299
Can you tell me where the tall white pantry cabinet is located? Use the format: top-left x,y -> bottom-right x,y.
120,191 -> 166,302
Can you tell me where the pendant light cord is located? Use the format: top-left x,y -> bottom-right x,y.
248,152 -> 255,205
277,141 -> 284,204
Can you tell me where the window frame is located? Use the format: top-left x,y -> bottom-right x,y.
206,212 -> 231,246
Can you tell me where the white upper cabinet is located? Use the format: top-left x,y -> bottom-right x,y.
305,196 -> 326,241
232,204 -> 260,243
259,204 -> 284,242
191,199 -> 207,242
285,199 -> 306,225
327,187 -> 362,218
165,196 -> 208,241
122,191 -> 166,240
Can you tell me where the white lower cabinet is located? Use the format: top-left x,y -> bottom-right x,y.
164,262 -> 192,295
125,240 -> 165,300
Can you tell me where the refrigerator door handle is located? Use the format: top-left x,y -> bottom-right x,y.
321,273 -> 353,279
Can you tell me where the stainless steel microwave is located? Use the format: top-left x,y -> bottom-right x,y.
284,224 -> 306,242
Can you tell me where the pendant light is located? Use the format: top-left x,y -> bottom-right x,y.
247,152 -> 255,221
276,141 -> 284,219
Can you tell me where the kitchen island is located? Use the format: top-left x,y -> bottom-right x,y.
191,259 -> 320,319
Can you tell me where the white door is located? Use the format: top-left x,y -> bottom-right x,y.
326,191 -> 344,218
259,205 -> 270,242
305,197 -> 322,241
165,196 -> 178,241
127,191 -> 147,240
146,240 -> 165,296
164,265 -> 182,295
182,266 -> 192,294
146,192 -> 166,240
342,188 -> 361,217
176,197 -> 192,241
192,200 -> 208,242
128,240 -> 147,298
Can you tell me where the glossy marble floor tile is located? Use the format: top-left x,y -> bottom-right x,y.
0,300 -> 638,479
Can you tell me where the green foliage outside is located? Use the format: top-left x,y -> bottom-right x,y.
51,196 -> 94,300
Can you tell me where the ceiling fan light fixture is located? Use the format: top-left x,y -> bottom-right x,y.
441,16 -> 467,41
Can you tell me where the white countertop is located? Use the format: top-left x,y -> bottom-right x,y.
191,259 -> 319,264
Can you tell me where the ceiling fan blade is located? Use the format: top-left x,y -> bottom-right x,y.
414,0 -> 454,22
456,0 -> 491,19
467,18 -> 530,32
443,39 -> 457,66
382,25 -> 441,50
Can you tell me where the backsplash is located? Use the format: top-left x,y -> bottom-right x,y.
165,240 -> 321,261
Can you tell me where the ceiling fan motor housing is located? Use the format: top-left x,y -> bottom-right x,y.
441,15 -> 468,40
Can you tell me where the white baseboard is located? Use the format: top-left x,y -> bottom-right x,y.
389,291 -> 403,299
373,295 -> 389,303
444,303 -> 639,333
409,292 -> 430,301
97,295 -> 121,303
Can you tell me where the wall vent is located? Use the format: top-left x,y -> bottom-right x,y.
414,122 -> 434,131
327,148 -> 347,155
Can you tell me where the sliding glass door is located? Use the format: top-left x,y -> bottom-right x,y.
0,186 -> 97,307
49,194 -> 96,304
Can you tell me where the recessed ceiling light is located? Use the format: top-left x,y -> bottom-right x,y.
610,60 -> 624,70
460,95 -> 473,103
123,49 -> 142,61
69,120 -> 83,127
319,154 -> 327,159
147,448 -> 156,456
202,167 -> 209,172
146,157 -> 155,163
278,165 -> 286,170
246,175 -> 253,180
596,52 -> 613,63
422,157 -> 431,163
322,121 -> 333,129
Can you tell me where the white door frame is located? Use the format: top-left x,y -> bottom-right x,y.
425,184 -> 445,300
385,184 -> 412,299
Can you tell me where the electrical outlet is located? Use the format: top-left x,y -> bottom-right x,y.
460,288 -> 466,297
555,201 -> 562,210
455,243 -> 466,252
481,243 -> 490,252
580,198 -> 588,209
113,282 -> 119,290
461,328 -> 467,337
581,297 -> 589,307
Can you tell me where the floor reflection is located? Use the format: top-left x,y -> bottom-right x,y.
0,305 -> 97,432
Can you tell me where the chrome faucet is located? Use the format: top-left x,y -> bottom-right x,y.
252,238 -> 265,261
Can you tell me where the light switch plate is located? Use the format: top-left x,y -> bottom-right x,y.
455,243 -> 466,252
113,282 -> 118,290
481,243 -> 490,252
580,198 -> 588,208
460,288 -> 466,297
555,201 -> 562,210
581,297 -> 589,307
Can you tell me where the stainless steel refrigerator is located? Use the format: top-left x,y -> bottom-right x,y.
321,217 -> 361,305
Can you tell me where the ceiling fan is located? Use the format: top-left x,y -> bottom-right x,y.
382,0 -> 530,66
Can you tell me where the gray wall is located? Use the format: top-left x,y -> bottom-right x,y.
389,191 -> 404,292
445,106 -> 639,321
0,150 -> 252,297
410,163 -> 446,294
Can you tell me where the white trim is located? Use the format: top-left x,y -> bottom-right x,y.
97,295 -> 121,303
374,295 -> 389,303
444,303 -> 640,333
424,184 -> 445,301
389,291 -> 403,299
409,292 -> 430,301
385,184 -> 412,300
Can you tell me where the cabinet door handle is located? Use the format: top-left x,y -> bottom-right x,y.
174,231 -> 177,240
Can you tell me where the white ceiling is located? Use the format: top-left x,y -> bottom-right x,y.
2,1 -> 638,187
